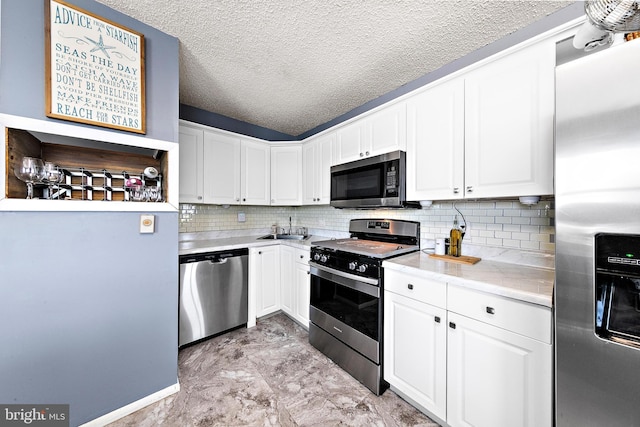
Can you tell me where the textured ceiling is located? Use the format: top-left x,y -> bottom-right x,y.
95,0 -> 574,136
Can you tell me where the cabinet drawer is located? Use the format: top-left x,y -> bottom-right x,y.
295,247 -> 310,264
448,285 -> 552,343
384,269 -> 446,308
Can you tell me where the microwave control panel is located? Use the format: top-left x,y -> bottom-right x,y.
386,165 -> 398,195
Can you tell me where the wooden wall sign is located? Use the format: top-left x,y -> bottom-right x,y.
45,0 -> 146,134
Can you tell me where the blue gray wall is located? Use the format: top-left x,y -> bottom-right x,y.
0,211 -> 178,425
0,0 -> 180,143
0,1 -> 180,425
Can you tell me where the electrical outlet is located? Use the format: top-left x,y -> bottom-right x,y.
238,212 -> 246,223
140,214 -> 155,233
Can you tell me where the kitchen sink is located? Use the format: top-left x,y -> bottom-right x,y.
257,234 -> 310,240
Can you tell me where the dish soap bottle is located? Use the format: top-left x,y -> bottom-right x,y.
449,215 -> 462,257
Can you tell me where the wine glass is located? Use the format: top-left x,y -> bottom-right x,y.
14,157 -> 45,199
42,162 -> 62,199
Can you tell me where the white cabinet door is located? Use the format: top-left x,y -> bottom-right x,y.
303,132 -> 334,204
251,246 -> 281,318
271,145 -> 302,205
335,120 -> 365,164
369,101 -> 406,156
302,141 -> 316,205
203,131 -> 241,204
384,290 -> 447,421
280,246 -> 310,328
464,41 -> 554,199
178,125 -> 204,203
241,139 -> 271,205
334,102 -> 406,165
447,311 -> 552,427
293,254 -> 310,328
316,133 -> 334,203
406,78 -> 465,202
279,245 -> 295,317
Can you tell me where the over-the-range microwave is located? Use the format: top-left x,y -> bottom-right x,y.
330,150 -> 419,209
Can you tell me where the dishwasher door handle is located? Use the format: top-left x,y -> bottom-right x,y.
208,257 -> 229,265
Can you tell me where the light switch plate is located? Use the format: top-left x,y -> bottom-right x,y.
140,214 -> 155,233
238,212 -> 246,223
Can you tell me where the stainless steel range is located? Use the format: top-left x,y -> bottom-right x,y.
309,219 -> 420,395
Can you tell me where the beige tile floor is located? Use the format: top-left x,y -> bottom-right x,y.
108,312 -> 439,426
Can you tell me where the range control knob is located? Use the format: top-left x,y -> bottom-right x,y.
348,262 -> 358,271
320,255 -> 328,263
313,253 -> 321,261
357,264 -> 368,273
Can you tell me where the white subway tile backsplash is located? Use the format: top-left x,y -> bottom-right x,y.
179,198 -> 555,253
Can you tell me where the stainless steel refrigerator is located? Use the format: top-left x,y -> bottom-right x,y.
555,39 -> 640,426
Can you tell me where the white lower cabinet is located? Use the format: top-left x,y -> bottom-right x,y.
250,246 -> 281,318
384,271 -> 552,427
293,250 -> 310,327
280,245 -> 310,328
384,290 -> 447,421
446,311 -> 552,427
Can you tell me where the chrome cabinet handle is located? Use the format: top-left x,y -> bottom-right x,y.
300,255 -> 304,259
243,198 -> 246,201
360,152 -> 364,157
453,187 -> 460,194
449,322 -> 456,329
197,196 -> 202,200
407,283 -> 414,290
236,198 -> 240,202
486,306 -> 495,315
435,316 -> 441,323
466,186 -> 473,193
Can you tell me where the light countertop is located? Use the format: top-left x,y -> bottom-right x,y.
179,234 -> 329,255
180,232 -> 555,308
382,251 -> 554,308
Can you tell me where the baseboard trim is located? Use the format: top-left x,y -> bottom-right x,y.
79,382 -> 180,426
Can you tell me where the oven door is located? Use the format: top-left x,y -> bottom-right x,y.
309,262 -> 381,363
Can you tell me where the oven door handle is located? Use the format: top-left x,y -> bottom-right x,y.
309,262 -> 380,298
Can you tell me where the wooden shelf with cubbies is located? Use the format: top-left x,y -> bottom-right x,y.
6,128 -> 169,203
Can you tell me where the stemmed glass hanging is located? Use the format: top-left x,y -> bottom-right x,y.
14,157 -> 45,199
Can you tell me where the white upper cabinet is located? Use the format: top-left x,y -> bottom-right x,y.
179,123 -> 270,205
407,78 -> 465,201
406,40 -> 555,202
271,145 -> 302,205
463,41 -> 555,199
241,139 -> 271,205
335,102 -> 407,165
203,131 -> 241,205
303,132 -> 335,204
178,125 -> 204,203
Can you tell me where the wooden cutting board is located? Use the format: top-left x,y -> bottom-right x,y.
429,254 -> 481,265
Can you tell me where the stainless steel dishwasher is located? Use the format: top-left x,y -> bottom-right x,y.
178,248 -> 248,347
